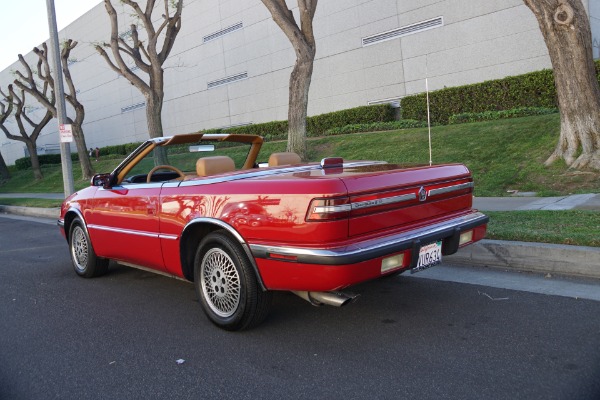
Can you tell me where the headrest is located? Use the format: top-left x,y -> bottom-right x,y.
268,152 -> 301,167
196,156 -> 235,177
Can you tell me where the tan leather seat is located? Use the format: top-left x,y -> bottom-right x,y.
268,152 -> 301,167
196,156 -> 236,177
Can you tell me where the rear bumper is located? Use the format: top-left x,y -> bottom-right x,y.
250,211 -> 488,265
250,211 -> 488,291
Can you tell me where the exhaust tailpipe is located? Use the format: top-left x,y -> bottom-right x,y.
292,291 -> 359,307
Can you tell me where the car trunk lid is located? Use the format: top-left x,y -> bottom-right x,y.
337,163 -> 474,237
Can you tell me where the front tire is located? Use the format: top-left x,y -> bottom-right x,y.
69,218 -> 108,278
194,231 -> 272,331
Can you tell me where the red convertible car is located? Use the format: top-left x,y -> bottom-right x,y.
58,133 -> 488,330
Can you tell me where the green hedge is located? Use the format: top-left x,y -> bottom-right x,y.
448,107 -> 558,125
205,104 -> 396,140
401,59 -> 600,124
15,153 -> 80,171
307,104 -> 396,136
100,142 -> 143,156
324,119 -> 430,135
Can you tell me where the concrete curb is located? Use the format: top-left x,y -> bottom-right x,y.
0,205 -> 60,219
446,239 -> 600,280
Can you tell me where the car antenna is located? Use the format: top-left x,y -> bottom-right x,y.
425,57 -> 433,166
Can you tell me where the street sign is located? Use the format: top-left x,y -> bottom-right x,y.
59,124 -> 73,143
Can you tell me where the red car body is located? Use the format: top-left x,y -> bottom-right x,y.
58,133 -> 488,330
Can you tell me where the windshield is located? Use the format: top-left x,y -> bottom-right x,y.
123,139 -> 255,184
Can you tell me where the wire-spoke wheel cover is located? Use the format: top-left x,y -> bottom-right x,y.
71,225 -> 88,272
201,248 -> 241,318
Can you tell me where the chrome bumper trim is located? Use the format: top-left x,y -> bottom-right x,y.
249,211 -> 488,266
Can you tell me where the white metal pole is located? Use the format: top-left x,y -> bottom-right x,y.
46,0 -> 74,197
425,56 -> 433,167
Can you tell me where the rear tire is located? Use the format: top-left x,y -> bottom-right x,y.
69,218 -> 108,278
194,231 -> 272,331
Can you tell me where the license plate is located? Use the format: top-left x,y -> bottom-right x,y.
411,241 -> 442,274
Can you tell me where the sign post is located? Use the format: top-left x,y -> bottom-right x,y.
46,0 -> 74,197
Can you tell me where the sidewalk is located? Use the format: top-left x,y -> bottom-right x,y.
1,192 -> 599,280
473,193 -> 600,211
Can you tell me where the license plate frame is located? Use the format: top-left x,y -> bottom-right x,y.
411,241 -> 442,274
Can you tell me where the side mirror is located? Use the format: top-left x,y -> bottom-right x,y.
91,173 -> 112,189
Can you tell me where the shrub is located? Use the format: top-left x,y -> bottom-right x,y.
306,104 -> 396,136
14,153 -> 80,171
324,119 -> 429,135
448,107 -> 558,125
401,59 -> 600,124
204,104 -> 396,140
101,142 -> 143,156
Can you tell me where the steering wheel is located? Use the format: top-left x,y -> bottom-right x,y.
146,165 -> 185,183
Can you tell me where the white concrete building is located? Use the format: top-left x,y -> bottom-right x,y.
0,0 -> 598,165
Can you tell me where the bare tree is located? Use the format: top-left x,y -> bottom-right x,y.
95,0 -> 183,165
0,150 -> 9,182
13,41 -> 94,180
261,0 -> 318,160
0,85 -> 53,180
523,0 -> 600,170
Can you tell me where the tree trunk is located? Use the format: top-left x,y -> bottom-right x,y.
261,0 -> 318,161
26,141 -> 43,180
524,0 -> 600,170
0,151 -> 9,181
71,122 -> 94,180
146,93 -> 168,165
287,57 -> 314,160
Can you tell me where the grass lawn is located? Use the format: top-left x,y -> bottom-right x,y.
0,198 -> 62,208
485,210 -> 600,247
1,113 -> 598,196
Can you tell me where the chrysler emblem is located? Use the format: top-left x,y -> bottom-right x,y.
418,186 -> 427,202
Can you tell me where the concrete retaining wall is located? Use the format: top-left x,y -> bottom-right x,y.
446,239 -> 600,280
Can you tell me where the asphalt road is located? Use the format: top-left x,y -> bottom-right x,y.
1,215 -> 599,400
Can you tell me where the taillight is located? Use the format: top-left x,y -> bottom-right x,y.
306,197 -> 351,221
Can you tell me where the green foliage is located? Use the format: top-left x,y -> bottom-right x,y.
14,153 -> 80,171
306,104 -> 396,136
324,119 -> 429,135
101,142 -> 143,156
206,120 -> 289,141
401,60 -> 600,124
205,104 -> 396,140
449,107 -> 558,125
0,198 -> 62,208
486,210 -> 600,247
2,114 -> 598,198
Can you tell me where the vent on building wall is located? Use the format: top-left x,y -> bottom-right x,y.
203,22 -> 243,43
207,72 -> 248,89
362,16 -> 443,47
121,102 -> 146,113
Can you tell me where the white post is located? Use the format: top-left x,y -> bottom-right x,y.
46,0 -> 74,197
425,56 -> 433,167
